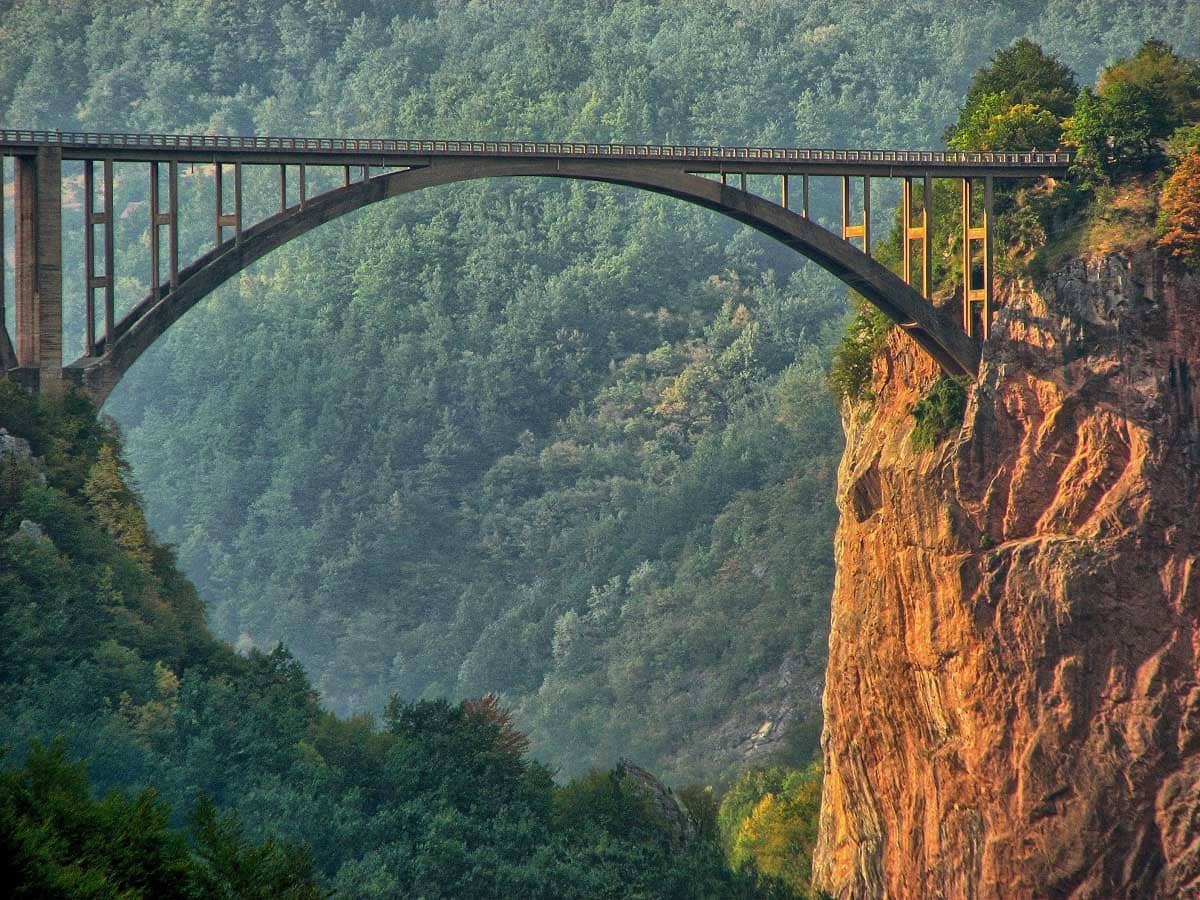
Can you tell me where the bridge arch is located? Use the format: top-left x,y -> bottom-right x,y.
65,157 -> 981,401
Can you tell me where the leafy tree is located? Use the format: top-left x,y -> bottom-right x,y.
1066,82 -> 1175,178
946,38 -> 1077,147
1098,39 -> 1200,126
948,95 -> 1063,151
829,301 -> 892,403
718,763 -> 824,897
962,38 -> 1078,117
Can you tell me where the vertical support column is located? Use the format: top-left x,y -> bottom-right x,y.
215,163 -> 238,247
215,162 -> 224,248
102,160 -> 114,349
801,174 -> 809,219
343,165 -> 350,187
841,175 -> 850,237
84,161 -> 96,355
299,164 -> 307,209
781,175 -> 789,210
13,147 -> 62,382
280,165 -> 288,212
961,178 -> 971,334
902,178 -> 912,285
955,178 -> 993,338
150,162 -> 160,301
983,174 -> 994,338
961,178 -> 991,337
863,176 -> 871,256
0,155 -> 4,330
168,162 -> 179,291
234,162 -> 243,242
922,173 -> 933,300
740,172 -> 748,192
1,155 -> 6,343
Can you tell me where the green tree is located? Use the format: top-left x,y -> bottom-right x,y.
947,38 -> 1077,146
1066,82 -> 1175,178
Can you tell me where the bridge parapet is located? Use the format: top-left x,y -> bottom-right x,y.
0,129 -> 1072,171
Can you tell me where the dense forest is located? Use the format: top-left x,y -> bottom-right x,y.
1,0 -> 1187,784
3,0 -> 1200,895
2,0 -> 1199,792
0,387 -> 816,894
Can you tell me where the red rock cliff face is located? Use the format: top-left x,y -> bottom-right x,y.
813,249 -> 1200,899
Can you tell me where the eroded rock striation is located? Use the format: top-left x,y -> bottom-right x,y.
814,249 -> 1200,898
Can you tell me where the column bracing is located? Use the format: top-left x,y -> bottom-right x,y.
901,175 -> 932,298
150,162 -> 179,300
960,177 -> 994,338
83,158 -> 113,356
842,175 -> 870,256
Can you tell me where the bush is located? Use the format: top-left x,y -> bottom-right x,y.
828,301 -> 893,403
910,377 -> 969,451
717,763 -> 823,897
1159,151 -> 1200,264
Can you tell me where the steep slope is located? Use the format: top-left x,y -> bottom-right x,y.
814,248 -> 1200,897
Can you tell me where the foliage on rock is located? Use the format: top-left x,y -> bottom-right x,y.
911,376 -> 970,451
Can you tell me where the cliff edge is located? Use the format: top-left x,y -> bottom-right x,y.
813,248 -> 1200,898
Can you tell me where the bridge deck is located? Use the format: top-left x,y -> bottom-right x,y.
0,129 -> 1072,178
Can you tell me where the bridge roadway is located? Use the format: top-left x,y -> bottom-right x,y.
0,129 -> 1073,400
0,129 -> 1072,178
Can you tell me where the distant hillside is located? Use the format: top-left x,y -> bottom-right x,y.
0,383 -> 801,896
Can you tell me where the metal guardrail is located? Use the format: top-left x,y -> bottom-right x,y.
0,129 -> 1074,167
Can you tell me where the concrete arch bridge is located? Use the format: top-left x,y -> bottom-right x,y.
0,130 -> 1071,402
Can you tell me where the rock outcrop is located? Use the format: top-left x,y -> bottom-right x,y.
814,249 -> 1200,898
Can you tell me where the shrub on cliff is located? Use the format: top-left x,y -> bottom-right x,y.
829,300 -> 892,403
911,376 -> 969,451
1159,151 -> 1200,264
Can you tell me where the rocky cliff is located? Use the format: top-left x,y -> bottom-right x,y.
813,248 -> 1200,898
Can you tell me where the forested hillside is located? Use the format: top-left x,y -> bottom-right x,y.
0,388 -> 813,895
2,0 -> 1196,783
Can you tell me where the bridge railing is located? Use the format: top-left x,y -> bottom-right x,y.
0,129 -> 1074,167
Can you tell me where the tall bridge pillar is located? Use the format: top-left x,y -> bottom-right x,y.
13,146 -> 63,387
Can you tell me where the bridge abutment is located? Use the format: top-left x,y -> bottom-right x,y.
13,147 -> 63,387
